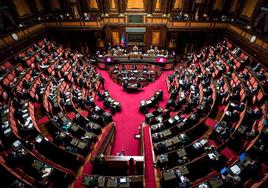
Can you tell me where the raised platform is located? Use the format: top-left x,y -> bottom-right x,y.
96,55 -> 175,70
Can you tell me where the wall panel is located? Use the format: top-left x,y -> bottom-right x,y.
112,31 -> 120,45
127,0 -> 144,9
50,0 -> 62,10
152,31 -> 160,46
12,0 -> 32,17
241,0 -> 258,18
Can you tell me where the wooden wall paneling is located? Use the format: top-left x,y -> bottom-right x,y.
27,0 -> 39,16
249,0 -> 264,25
96,0 -> 104,13
212,0 -> 225,12
76,0 -> 83,17
161,0 -> 168,14
118,0 -> 126,13
183,0 -> 193,14
109,0 -> 119,13
160,26 -> 167,47
5,1 -> 19,23
152,31 -> 160,46
228,0 -> 239,15
162,0 -> 174,15
173,0 -> 183,10
203,0 -> 213,16
11,0 -> 33,18
61,0 -> 71,13
88,0 -> 99,9
143,26 -> 151,46
95,31 -> 105,48
104,26 -> 111,44
234,0 -> 249,20
240,0 -> 258,19
146,25 -> 167,47
127,0 -> 145,9
104,25 -> 125,45
144,0 -> 149,13
168,0 -> 174,14
70,1 -> 81,18
50,0 -> 63,11
33,0 -> 46,14
236,0 -> 264,25
167,32 -> 177,49
153,0 -> 161,12
111,31 -> 120,45
221,0 -> 231,15
103,0 -> 110,13
146,0 -> 152,14
110,0 -> 116,10
125,0 -> 149,13
78,0 -> 87,12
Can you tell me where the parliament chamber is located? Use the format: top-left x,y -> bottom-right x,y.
0,0 -> 268,188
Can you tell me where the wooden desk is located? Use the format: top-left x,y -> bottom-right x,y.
163,170 -> 176,181
118,177 -> 130,188
96,55 -> 175,70
209,176 -> 224,188
102,156 -> 144,175
97,177 -> 106,187
177,148 -> 187,158
176,166 -> 189,176
106,177 -> 118,188
104,156 -> 144,162
82,175 -> 143,187
77,141 -> 88,150
82,175 -> 98,186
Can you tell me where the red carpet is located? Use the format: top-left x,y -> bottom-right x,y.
33,102 -> 42,108
221,147 -> 237,159
73,68 -> 171,187
37,115 -> 49,124
143,125 -> 157,188
79,110 -> 88,117
96,69 -> 172,156
67,112 -> 76,120
204,117 -> 218,129
208,139 -> 218,147
217,104 -> 226,112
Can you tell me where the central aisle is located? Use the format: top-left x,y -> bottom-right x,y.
97,68 -> 172,156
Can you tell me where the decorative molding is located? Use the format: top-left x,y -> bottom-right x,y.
0,19 -> 267,60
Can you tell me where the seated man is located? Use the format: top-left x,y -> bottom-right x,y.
137,81 -> 142,89
132,64 -> 137,70
113,65 -> 119,74
133,45 -> 139,52
143,65 -> 148,72
123,81 -> 128,91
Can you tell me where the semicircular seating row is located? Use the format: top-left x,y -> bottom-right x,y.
0,38 -> 115,188
144,40 -> 268,188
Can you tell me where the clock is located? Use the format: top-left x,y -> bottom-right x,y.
11,33 -> 19,41
250,35 -> 256,43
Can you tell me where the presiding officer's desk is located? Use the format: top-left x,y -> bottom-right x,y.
103,156 -> 144,174
91,155 -> 144,176
83,156 -> 144,187
82,175 -> 143,188
96,53 -> 175,70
